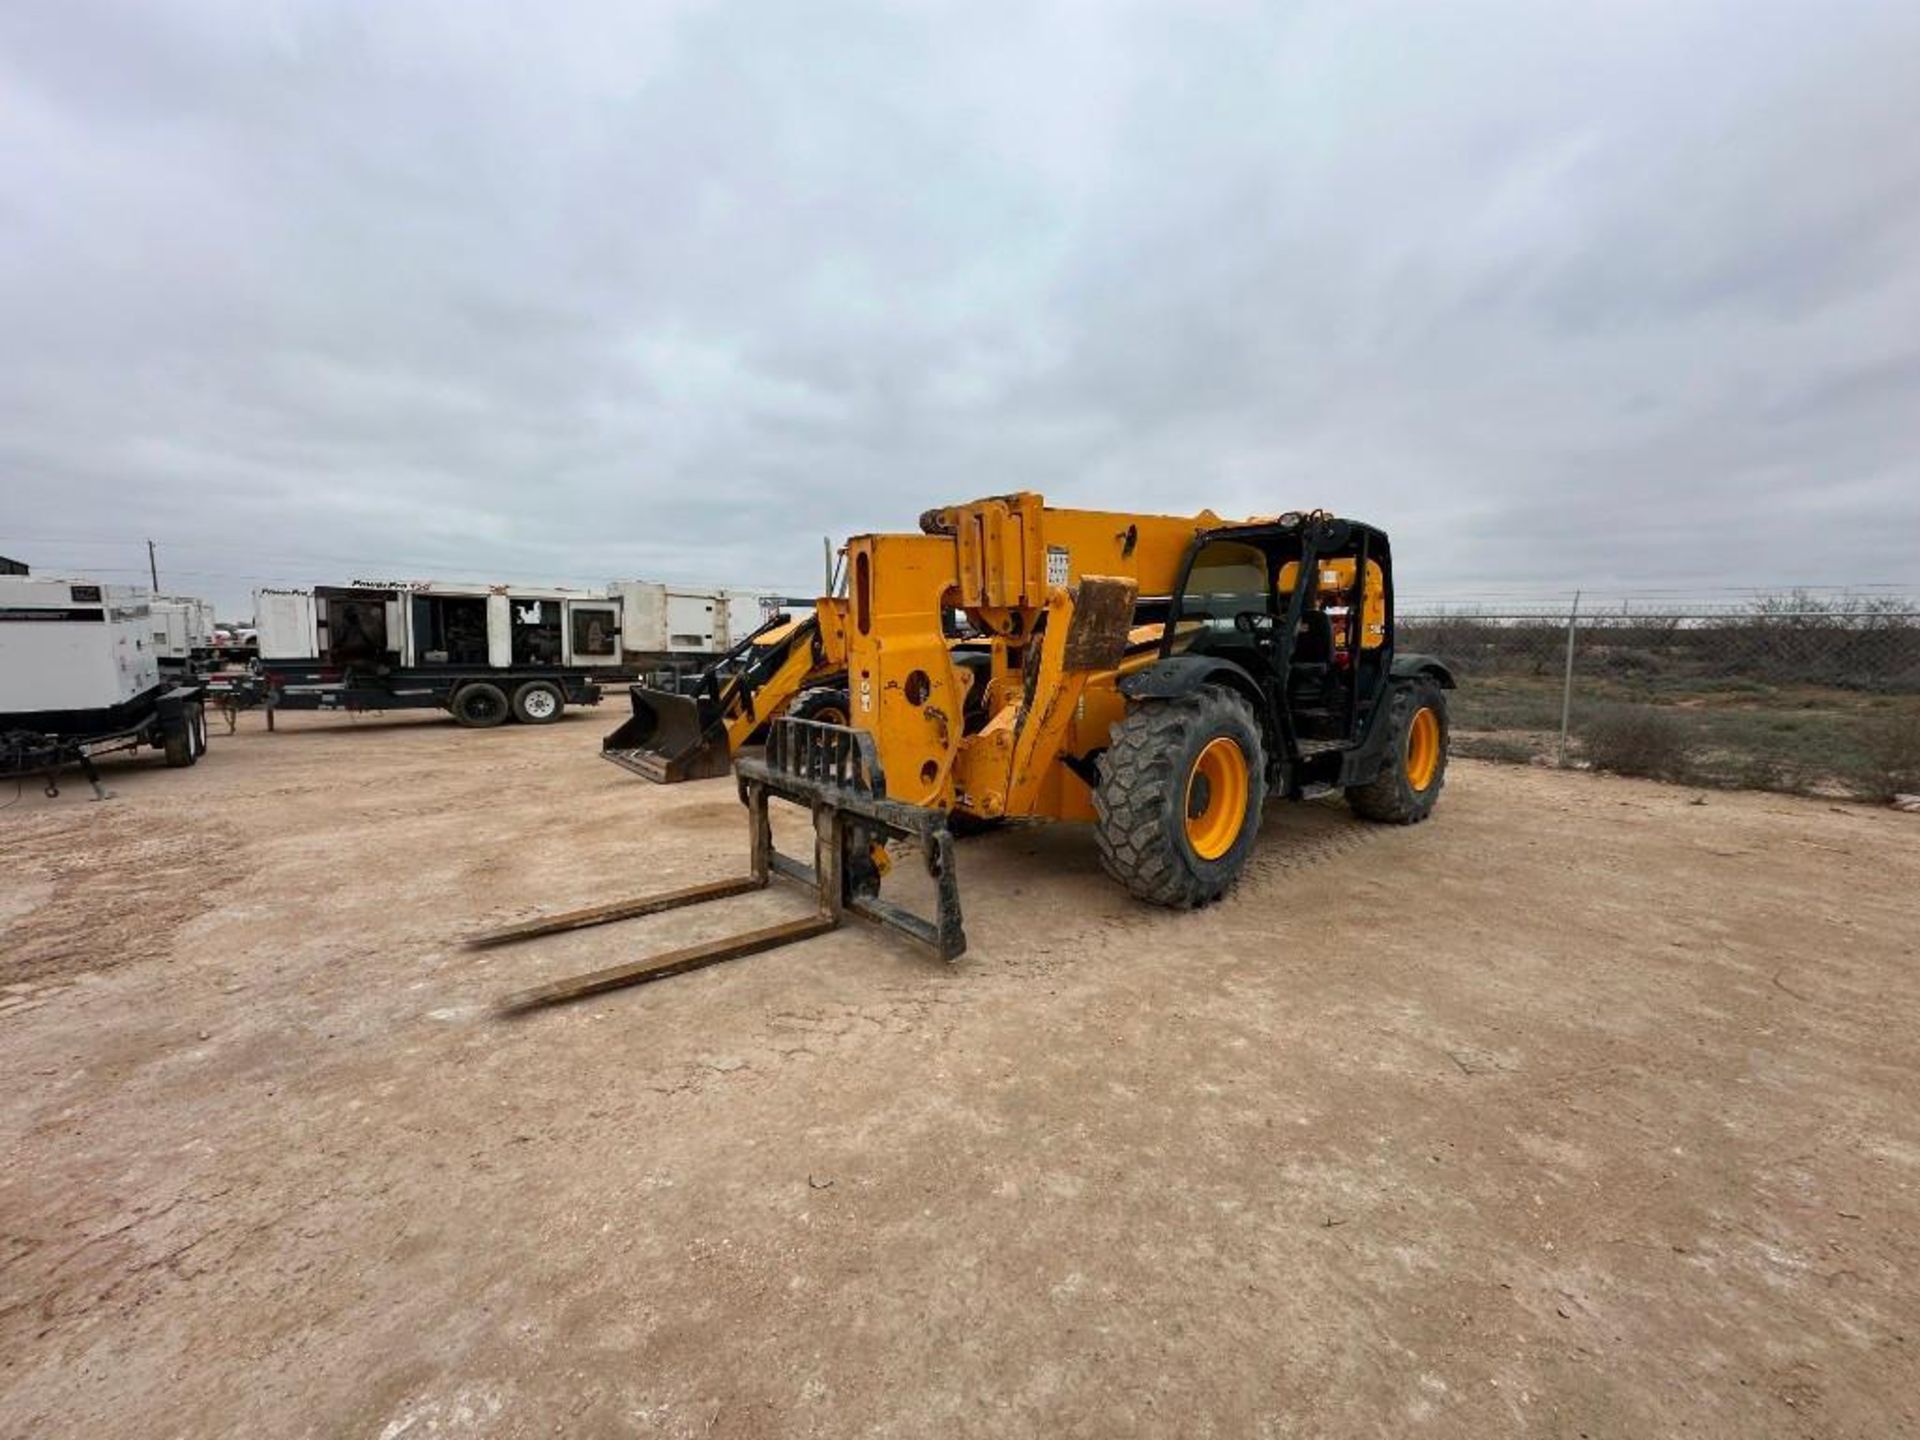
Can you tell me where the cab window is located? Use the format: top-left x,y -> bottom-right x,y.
1180,541 -> 1269,624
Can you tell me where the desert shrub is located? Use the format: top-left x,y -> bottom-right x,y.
1453,735 -> 1540,765
1727,751 -> 1814,795
1595,648 -> 1657,680
1576,704 -> 1695,781
1862,706 -> 1920,799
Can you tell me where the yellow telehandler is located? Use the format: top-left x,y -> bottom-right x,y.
474,494 -> 1454,1008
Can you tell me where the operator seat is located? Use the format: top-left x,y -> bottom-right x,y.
1289,608 -> 1340,714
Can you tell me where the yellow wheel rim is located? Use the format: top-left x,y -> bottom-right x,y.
1184,736 -> 1250,861
1406,707 -> 1441,791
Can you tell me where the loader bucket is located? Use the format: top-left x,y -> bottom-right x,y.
601,685 -> 733,783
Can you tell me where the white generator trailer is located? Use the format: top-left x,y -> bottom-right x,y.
0,575 -> 209,797
149,595 -> 218,677
253,579 -> 781,729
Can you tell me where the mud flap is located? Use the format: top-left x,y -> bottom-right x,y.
601,685 -> 732,782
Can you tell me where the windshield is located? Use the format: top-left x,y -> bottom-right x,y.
1179,540 -> 1270,624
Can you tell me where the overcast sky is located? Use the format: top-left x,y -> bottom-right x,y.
3,1 -> 1917,616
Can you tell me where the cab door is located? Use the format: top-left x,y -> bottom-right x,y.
564,599 -> 622,667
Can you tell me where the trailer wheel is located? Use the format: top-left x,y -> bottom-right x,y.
189,700 -> 209,758
451,682 -> 510,729
512,681 -> 564,725
162,709 -> 198,768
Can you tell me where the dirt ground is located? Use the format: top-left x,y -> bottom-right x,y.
2,707 -> 1917,1439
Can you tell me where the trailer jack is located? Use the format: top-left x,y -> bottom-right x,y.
471,719 -> 966,1013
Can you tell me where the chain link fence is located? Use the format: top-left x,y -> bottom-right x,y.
1397,601 -> 1920,799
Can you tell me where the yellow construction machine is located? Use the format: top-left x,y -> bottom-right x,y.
600,608 -> 847,782
474,494 -> 1454,1008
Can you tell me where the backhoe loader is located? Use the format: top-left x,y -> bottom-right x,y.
474,494 -> 1454,1009
600,608 -> 846,782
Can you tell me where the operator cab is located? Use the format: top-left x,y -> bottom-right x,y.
1160,512 -> 1393,750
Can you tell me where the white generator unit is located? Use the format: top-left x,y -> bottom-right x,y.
254,580 -> 641,728
256,581 -> 626,669
149,595 -> 216,665
606,583 -> 786,657
251,577 -> 800,730
0,576 -> 160,715
0,574 -> 210,794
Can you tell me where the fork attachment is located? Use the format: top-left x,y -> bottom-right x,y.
743,718 -> 966,960
475,717 -> 965,1012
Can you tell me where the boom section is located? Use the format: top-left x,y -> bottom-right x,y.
845,493 -> 1242,812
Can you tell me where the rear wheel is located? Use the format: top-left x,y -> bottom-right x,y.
1347,678 -> 1448,823
787,687 -> 851,727
512,680 -> 564,725
451,682 -> 510,729
1094,685 -> 1267,907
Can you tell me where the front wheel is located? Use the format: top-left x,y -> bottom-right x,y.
1094,685 -> 1267,908
1347,678 -> 1449,823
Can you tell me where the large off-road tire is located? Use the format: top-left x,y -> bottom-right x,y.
787,686 -> 852,727
1094,685 -> 1267,908
1347,677 -> 1449,824
511,680 -> 564,725
451,682 -> 510,729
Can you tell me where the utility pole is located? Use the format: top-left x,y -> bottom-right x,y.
147,539 -> 159,592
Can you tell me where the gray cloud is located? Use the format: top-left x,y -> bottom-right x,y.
3,0 -> 1917,616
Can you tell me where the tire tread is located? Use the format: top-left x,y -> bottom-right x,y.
1094,686 -> 1265,908
1347,679 -> 1448,824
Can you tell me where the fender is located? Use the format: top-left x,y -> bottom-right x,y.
1391,653 -> 1457,689
1118,655 -> 1267,711
152,683 -> 206,723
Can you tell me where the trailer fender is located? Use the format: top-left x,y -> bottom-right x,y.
1391,653 -> 1457,689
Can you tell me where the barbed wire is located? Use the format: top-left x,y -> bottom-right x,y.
1402,600 -> 1920,620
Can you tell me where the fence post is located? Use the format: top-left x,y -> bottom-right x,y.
1556,591 -> 1581,767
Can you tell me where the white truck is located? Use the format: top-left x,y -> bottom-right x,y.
0,574 -> 210,796
254,579 -> 783,728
